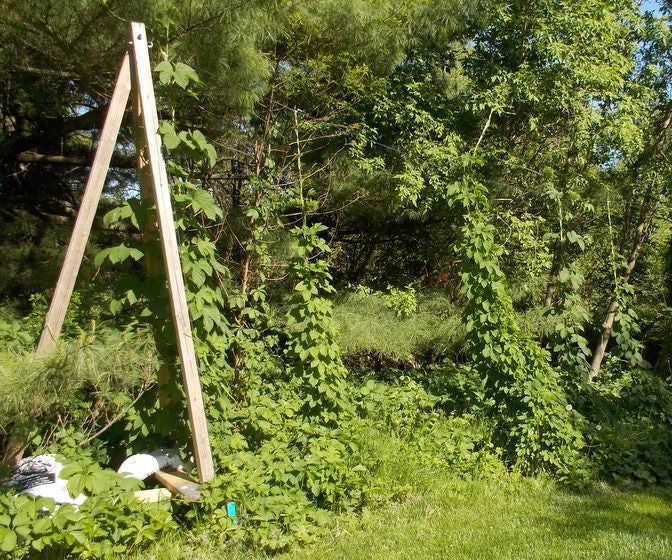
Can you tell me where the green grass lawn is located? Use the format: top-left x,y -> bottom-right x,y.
289,480 -> 672,560
134,476 -> 672,560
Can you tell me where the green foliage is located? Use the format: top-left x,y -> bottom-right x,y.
0,493 -> 59,558
380,284 -> 418,318
496,211 -> 553,304
156,60 -> 202,90
96,60 -> 363,552
194,374 -> 503,552
0,291 -> 111,354
4,3 -> 672,555
192,384 -> 356,551
0,311 -> 33,354
543,265 -> 592,377
334,289 -> 465,366
0,459 -> 175,559
577,366 -> 672,483
191,220 -> 359,550
446,176 -> 585,479
284,224 -> 351,424
352,378 -> 504,506
157,123 -> 217,169
610,283 -> 647,369
0,326 -> 158,461
356,378 -> 440,439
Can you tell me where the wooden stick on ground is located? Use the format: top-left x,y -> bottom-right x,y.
153,470 -> 201,501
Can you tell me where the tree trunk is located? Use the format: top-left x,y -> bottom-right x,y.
543,247 -> 562,307
589,215 -> 650,380
1,432 -> 27,468
590,99 -> 672,380
589,298 -> 619,380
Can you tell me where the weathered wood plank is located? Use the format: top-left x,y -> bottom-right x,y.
128,22 -> 215,482
37,54 -> 132,354
153,470 -> 201,501
129,35 -> 173,409
134,487 -> 172,503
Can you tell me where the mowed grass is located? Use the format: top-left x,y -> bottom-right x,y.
282,478 -> 672,560
134,476 -> 672,560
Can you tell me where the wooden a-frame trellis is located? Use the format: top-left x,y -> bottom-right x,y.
36,22 -> 215,482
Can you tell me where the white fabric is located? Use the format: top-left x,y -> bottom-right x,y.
117,449 -> 184,480
3,449 -> 185,506
8,455 -> 87,506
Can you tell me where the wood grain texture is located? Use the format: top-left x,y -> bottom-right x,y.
128,22 -> 215,482
38,54 -> 132,353
153,470 -> 201,501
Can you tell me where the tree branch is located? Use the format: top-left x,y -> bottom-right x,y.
17,149 -> 136,169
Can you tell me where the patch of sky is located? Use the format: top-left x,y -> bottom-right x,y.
640,0 -> 662,15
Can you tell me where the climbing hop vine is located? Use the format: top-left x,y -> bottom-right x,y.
284,223 -> 351,425
447,175 -> 586,479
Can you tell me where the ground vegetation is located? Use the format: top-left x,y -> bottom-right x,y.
0,0 -> 671,557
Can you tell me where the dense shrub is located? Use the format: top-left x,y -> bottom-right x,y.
0,461 -> 175,558
185,375 -> 503,552
577,364 -> 672,484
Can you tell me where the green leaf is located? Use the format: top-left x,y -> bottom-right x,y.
566,230 -> 585,250
558,268 -> 571,283
155,60 -> 173,85
155,12 -> 177,30
204,143 -> 217,167
189,189 -> 222,220
0,528 -> 17,553
103,202 -> 138,228
159,121 -> 181,150
110,298 -> 122,314
59,463 -> 82,479
66,474 -> 86,498
173,62 -> 201,88
125,289 -> 138,305
88,471 -> 112,494
178,130 -> 195,149
68,530 -> 87,545
95,244 -> 144,267
189,130 -> 217,166
32,517 -> 52,534
14,524 -> 31,538
191,129 -> 209,150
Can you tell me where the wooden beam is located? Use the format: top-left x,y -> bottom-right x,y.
37,54 -> 132,353
153,470 -> 201,501
134,487 -> 172,503
128,22 -> 215,482
129,35 -> 173,409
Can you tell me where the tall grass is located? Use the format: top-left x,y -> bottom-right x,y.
333,290 -> 465,365
333,288 -> 558,367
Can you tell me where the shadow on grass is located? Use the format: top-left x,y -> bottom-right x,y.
545,484 -> 672,546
